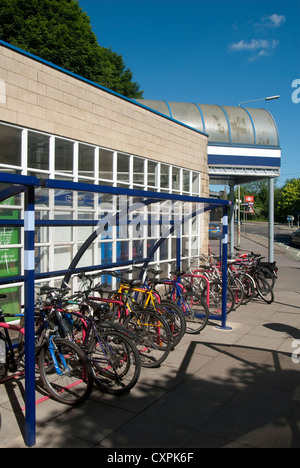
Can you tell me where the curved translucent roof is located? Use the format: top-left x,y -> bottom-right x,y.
137,100 -> 279,146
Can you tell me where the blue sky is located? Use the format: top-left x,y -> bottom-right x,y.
78,0 -> 300,188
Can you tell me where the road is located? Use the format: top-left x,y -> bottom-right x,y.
238,221 -> 300,261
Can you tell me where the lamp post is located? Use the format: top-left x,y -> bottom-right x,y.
238,95 -> 280,106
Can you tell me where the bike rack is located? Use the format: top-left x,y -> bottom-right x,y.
0,173 -> 230,447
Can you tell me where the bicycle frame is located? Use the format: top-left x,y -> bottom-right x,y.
0,313 -> 25,378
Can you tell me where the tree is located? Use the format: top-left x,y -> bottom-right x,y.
0,0 -> 143,98
277,178 -> 300,222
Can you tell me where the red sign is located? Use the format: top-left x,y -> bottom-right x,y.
245,195 -> 254,203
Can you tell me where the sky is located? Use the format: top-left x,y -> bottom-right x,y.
78,0 -> 300,189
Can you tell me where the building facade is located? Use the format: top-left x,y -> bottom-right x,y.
0,41 -> 209,304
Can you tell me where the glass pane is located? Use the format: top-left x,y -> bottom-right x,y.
99,148 -> 113,180
0,124 -> 21,167
117,153 -> 130,183
147,161 -> 157,187
55,138 -> 74,173
35,246 -> 49,274
183,170 -> 190,192
192,172 -> 200,194
172,167 -> 180,191
78,144 -> 94,178
160,164 -> 169,189
133,239 -> 144,259
100,242 -> 113,264
117,241 -> 129,262
54,211 -> 72,242
28,131 -> 49,170
133,157 -> 144,185
54,246 -> 72,269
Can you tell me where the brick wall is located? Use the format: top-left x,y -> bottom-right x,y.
0,43 -> 209,195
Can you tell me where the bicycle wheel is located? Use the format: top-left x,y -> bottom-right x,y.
257,266 -> 276,289
38,338 -> 93,406
123,308 -> 172,368
237,272 -> 255,304
255,274 -> 274,304
156,299 -> 186,347
227,276 -> 244,309
175,291 -> 209,333
201,281 -> 235,315
88,329 -> 141,395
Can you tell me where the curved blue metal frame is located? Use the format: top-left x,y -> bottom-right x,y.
0,173 -> 230,447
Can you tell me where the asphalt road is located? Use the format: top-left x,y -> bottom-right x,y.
238,221 -> 300,261
240,221 -> 296,245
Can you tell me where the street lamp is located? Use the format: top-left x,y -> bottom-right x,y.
238,95 -> 280,106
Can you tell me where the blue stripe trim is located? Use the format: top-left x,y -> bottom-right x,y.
241,107 -> 257,144
218,105 -> 232,143
208,142 -> 280,150
208,155 -> 281,167
193,103 -> 206,132
163,100 -> 172,118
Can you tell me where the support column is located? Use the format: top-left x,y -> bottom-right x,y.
268,177 -> 274,262
216,205 -> 231,330
24,187 -> 36,447
229,185 -> 235,258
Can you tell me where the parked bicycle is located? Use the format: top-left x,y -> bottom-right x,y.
0,293 -> 94,406
38,285 -> 142,395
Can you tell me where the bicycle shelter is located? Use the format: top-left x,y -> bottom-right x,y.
0,172 -> 230,447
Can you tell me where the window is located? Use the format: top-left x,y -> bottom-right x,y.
133,157 -> 145,187
28,131 -> 49,171
172,167 -> 180,192
117,153 -> 130,184
78,144 -> 94,179
55,138 -> 74,174
160,164 -> 169,190
0,124 -> 21,168
147,160 -> 157,188
0,122 -> 203,293
99,148 -> 113,181
183,169 -> 190,192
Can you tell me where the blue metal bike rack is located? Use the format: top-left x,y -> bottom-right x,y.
0,173 -> 230,447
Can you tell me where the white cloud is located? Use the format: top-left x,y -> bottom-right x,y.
255,13 -> 286,28
229,38 -> 279,52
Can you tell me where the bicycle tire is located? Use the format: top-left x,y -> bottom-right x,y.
38,338 -> 93,406
257,266 -> 276,289
227,276 -> 245,309
175,290 -> 209,333
255,274 -> 274,304
201,281 -> 235,315
156,299 -> 186,347
88,329 -> 141,395
237,272 -> 255,304
123,307 -> 172,368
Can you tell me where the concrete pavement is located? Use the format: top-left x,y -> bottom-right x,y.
1,234 -> 300,449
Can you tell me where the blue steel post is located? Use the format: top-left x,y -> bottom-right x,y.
24,187 -> 36,447
220,205 -> 231,330
176,233 -> 181,272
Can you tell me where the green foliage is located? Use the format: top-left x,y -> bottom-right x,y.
277,178 -> 300,222
0,0 -> 143,98
232,178 -> 300,222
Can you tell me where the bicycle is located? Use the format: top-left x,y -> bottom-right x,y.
117,267 -> 187,348
147,268 -> 210,333
39,285 -> 142,395
0,293 -> 94,406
